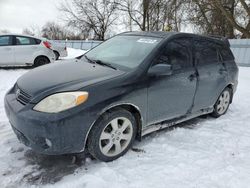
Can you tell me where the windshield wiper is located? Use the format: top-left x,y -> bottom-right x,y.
83,55 -> 117,70
83,54 -> 96,64
93,59 -> 117,70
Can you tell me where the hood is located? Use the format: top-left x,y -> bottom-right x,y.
17,60 -> 125,98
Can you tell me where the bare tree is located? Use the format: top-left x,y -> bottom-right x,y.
22,25 -> 42,36
211,0 -> 250,38
187,0 -> 250,38
60,0 -> 119,40
149,0 -> 184,31
41,22 -> 68,40
116,0 -> 143,30
22,23 -> 83,40
57,0 -> 250,38
117,0 -> 184,32
0,29 -> 10,34
117,0 -> 152,31
22,28 -> 35,36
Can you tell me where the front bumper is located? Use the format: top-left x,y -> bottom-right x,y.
4,90 -> 98,155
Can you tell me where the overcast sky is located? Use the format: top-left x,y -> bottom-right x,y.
0,0 -> 193,35
0,0 -> 63,33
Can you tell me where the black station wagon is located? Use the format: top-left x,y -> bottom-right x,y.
4,32 -> 238,162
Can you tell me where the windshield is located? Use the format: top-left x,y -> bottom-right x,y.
84,35 -> 162,69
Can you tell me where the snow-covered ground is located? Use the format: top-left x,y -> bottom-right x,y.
0,63 -> 250,187
61,48 -> 87,59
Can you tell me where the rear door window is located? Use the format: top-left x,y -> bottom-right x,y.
0,36 -> 11,46
15,36 -> 37,45
194,40 -> 219,65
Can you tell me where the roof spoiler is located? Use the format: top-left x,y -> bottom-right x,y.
208,35 -> 230,47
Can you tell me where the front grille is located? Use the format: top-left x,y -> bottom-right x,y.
15,85 -> 31,105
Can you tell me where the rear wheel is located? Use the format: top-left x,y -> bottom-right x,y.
34,56 -> 50,67
87,109 -> 137,162
211,88 -> 232,118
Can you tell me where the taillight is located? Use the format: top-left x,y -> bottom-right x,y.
43,41 -> 51,49
64,46 -> 67,51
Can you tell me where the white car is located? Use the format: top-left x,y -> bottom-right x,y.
50,42 -> 68,60
0,34 -> 55,67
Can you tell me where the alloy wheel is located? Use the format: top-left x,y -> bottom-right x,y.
99,117 -> 133,157
216,90 -> 230,115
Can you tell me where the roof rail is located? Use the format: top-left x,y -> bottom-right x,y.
208,35 -> 230,47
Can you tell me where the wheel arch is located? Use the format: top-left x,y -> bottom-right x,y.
212,83 -> 234,109
225,83 -> 234,103
53,50 -> 60,57
34,55 -> 50,65
105,104 -> 143,140
83,103 -> 143,152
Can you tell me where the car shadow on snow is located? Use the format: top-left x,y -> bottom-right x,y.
18,115 -> 212,186
0,66 -> 33,70
19,150 -> 85,185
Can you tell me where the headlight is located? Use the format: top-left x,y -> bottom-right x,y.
33,92 -> 88,113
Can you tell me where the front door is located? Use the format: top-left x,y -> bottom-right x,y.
147,37 -> 197,125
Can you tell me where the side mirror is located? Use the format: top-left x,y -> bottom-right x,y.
148,64 -> 172,76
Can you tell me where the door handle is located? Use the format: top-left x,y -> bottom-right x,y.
219,68 -> 227,74
188,73 -> 197,81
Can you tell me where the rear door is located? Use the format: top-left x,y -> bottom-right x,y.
13,36 -> 39,65
147,37 -> 197,124
0,35 -> 15,65
192,39 -> 228,112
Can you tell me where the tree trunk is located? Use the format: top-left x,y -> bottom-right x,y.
142,0 -> 150,31
212,0 -> 250,38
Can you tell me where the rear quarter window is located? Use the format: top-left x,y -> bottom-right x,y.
35,38 -> 41,44
220,48 -> 234,61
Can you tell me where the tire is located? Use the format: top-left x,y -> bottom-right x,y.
54,51 -> 60,60
211,87 -> 232,118
34,56 -> 50,67
87,108 -> 137,162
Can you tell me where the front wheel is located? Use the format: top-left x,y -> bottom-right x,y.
87,109 -> 137,162
211,88 -> 232,118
